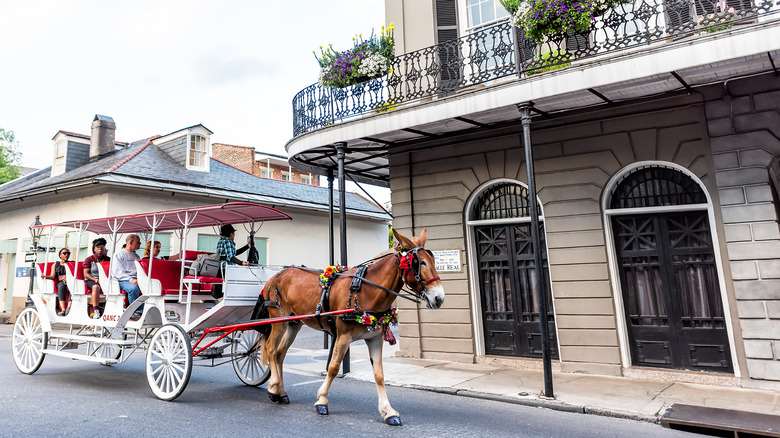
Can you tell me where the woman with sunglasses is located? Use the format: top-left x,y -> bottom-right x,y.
41,248 -> 72,316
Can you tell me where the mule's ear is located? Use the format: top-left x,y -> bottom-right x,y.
418,228 -> 428,247
393,229 -> 413,251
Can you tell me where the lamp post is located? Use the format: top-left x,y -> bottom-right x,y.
26,215 -> 43,308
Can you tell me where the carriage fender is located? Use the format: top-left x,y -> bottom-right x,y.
30,294 -> 52,332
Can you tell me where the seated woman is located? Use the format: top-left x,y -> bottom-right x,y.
143,241 -> 180,260
41,248 -> 71,316
82,238 -> 109,319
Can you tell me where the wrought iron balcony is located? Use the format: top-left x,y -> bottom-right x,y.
292,0 -> 777,137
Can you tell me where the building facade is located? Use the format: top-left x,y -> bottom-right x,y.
285,0 -> 780,389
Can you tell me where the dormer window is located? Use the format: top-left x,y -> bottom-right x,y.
189,135 -> 208,169
52,138 -> 67,175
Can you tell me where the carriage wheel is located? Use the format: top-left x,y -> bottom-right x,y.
12,307 -> 48,374
231,329 -> 270,386
146,324 -> 193,401
91,335 -> 122,363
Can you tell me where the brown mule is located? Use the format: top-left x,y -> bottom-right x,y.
259,229 -> 445,425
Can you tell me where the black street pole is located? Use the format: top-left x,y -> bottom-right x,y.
518,103 -> 554,398
335,141 -> 350,374
325,168 -> 335,350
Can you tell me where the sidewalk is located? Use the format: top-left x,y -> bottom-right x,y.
284,329 -> 780,428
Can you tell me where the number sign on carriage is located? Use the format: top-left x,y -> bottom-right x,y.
432,249 -> 461,272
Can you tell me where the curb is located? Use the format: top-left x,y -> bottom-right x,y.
360,378 -> 662,425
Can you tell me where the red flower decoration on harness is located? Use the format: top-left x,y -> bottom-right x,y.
398,251 -> 414,272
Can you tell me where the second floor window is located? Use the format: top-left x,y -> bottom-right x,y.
467,0 -> 510,30
189,135 -> 207,168
260,168 -> 271,178
281,171 -> 291,181
301,174 -> 312,185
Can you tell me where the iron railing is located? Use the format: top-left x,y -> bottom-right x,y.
292,0 -> 777,137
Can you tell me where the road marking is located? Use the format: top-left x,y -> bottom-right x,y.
291,379 -> 324,387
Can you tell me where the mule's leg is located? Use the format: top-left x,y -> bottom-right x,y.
314,331 -> 353,415
365,334 -> 402,425
268,322 -> 302,404
265,322 -> 291,404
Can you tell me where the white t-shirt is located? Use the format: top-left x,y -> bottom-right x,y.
111,248 -> 139,281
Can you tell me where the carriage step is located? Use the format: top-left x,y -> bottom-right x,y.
41,349 -> 121,364
661,404 -> 780,437
48,333 -> 135,346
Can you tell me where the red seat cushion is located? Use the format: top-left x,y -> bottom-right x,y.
138,259 -> 213,296
183,275 -> 223,284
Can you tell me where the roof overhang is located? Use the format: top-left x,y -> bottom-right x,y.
286,22 -> 780,187
0,174 -> 391,221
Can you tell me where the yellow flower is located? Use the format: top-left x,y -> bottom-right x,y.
320,45 -> 323,49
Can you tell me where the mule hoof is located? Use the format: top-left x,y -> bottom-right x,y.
316,405 -> 329,415
385,416 -> 402,426
268,393 -> 290,404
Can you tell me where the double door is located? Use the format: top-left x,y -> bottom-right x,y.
475,224 -> 557,358
612,211 -> 732,372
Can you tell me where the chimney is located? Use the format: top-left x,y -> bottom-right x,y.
90,114 -> 116,161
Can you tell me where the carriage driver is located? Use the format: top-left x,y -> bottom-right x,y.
216,224 -> 250,267
110,234 -> 144,321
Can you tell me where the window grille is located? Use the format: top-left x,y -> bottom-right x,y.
610,166 -> 706,209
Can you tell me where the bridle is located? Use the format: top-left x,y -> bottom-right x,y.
396,246 -> 440,297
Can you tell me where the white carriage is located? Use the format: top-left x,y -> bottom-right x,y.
11,202 -> 302,400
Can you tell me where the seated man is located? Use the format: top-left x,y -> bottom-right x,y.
216,224 -> 250,268
111,234 -> 143,320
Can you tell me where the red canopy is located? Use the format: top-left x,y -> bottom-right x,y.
34,202 -> 292,235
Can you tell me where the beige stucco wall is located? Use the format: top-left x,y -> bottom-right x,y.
385,0 -> 436,54
0,188 -> 388,316
389,97 -> 744,377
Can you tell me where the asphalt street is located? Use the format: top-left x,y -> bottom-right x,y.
0,325 -> 697,438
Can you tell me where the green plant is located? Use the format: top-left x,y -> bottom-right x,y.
314,24 -> 396,88
698,5 -> 736,33
525,49 -> 571,75
501,0 -> 625,42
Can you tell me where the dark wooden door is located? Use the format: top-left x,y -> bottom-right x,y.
612,211 -> 733,372
475,224 -> 558,358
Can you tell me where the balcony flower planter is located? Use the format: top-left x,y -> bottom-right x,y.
698,5 -> 736,34
501,0 -> 627,42
314,24 -> 396,89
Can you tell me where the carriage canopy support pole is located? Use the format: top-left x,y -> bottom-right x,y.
518,102 -> 554,399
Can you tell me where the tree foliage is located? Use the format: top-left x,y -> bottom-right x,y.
0,128 -> 21,184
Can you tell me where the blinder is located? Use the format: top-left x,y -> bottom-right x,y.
398,246 -> 440,296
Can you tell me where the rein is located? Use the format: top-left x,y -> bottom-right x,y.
289,260 -> 422,304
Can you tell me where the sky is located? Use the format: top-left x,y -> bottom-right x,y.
0,0 -> 390,203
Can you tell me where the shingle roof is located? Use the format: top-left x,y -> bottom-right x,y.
0,139 -> 388,219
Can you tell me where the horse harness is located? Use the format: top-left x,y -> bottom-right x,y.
253,246 -> 440,335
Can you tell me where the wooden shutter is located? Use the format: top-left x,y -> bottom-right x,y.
434,0 -> 461,90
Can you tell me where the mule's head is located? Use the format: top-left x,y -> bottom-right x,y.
393,228 -> 445,309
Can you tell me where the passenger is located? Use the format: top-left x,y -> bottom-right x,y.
111,234 -> 143,321
142,241 -> 179,260
41,248 -> 71,316
82,238 -> 110,319
216,224 -> 249,267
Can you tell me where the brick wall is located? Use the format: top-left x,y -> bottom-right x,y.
705,73 -> 780,382
212,143 -> 320,185
212,143 -> 256,173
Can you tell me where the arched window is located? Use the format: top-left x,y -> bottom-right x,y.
472,182 -> 531,220
609,165 -> 706,209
